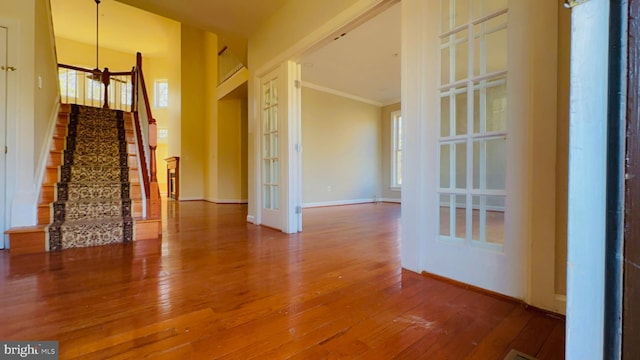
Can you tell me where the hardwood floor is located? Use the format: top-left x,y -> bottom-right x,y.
0,201 -> 565,359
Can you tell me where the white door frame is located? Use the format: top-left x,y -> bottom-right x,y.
565,0 -> 609,357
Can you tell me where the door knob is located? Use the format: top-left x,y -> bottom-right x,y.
1,66 -> 16,71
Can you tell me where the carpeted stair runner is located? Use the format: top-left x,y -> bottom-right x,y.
48,104 -> 133,251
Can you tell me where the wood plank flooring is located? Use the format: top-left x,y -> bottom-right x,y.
0,201 -> 565,359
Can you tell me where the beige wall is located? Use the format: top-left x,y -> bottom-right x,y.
381,102 -> 401,201
302,87 -> 381,205
34,0 -> 59,168
555,2 -> 571,296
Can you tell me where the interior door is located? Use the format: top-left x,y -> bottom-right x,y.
0,26 -> 7,249
260,67 -> 283,229
434,0 -> 517,295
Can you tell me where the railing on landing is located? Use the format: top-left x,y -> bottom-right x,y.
57,55 -> 161,220
58,64 -> 134,111
218,46 -> 244,85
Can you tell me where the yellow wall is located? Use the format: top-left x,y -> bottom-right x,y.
250,0 -> 364,70
55,37 -> 136,70
217,98 -> 248,202
156,142 -> 168,194
35,0 -> 59,168
302,87 -> 381,205
179,24 -> 211,200
167,22 -> 182,158
381,102 -> 401,201
555,1 -> 571,296
204,31 -> 219,203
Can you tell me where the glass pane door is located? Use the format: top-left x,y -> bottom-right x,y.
262,76 -> 279,210
439,0 -> 508,250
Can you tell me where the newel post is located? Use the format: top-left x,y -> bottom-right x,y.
148,118 -> 161,218
101,67 -> 111,109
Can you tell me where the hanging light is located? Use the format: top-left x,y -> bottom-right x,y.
89,0 -> 102,81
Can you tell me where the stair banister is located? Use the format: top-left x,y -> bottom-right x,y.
134,52 -> 161,219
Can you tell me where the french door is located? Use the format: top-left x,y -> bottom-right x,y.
438,0 -> 508,250
260,67 -> 282,229
431,0 -> 522,296
258,62 -> 302,233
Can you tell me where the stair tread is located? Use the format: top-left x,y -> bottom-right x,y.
5,225 -> 47,234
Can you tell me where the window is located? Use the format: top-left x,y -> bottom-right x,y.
87,78 -> 103,101
154,80 -> 168,108
58,69 -> 78,101
120,82 -> 133,106
391,111 -> 402,189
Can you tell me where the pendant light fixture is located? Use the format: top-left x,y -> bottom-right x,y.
90,0 -> 102,81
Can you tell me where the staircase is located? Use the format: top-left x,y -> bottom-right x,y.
5,104 -> 160,255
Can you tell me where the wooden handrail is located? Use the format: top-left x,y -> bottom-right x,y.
58,63 -> 94,73
136,53 -> 155,131
134,52 -> 161,219
133,111 -> 151,200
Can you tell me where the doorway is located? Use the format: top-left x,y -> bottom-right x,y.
298,1 -> 401,217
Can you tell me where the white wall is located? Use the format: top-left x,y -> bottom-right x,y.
1,1 -> 36,227
565,0 -> 609,357
301,86 -> 381,207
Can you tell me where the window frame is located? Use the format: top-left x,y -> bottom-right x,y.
391,110 -> 402,190
154,79 -> 169,108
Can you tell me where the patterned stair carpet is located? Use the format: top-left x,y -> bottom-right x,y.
48,104 -> 133,251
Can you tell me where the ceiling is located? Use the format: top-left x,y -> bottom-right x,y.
51,0 -> 401,106
300,3 -> 401,106
51,0 -> 179,58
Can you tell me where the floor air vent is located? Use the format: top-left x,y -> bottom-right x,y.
504,349 -> 538,360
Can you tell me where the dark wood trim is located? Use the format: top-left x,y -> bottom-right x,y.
604,1 -> 626,358
57,63 -> 93,73
133,111 -> 151,199
624,1 -> 640,358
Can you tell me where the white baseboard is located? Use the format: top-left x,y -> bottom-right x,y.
178,197 -> 204,201
555,294 -> 567,315
214,199 -> 249,204
381,198 -> 401,203
246,215 -> 256,224
35,100 -> 60,194
303,198 -> 376,208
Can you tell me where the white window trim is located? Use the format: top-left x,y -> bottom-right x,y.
391,110 -> 402,190
154,79 -> 168,108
